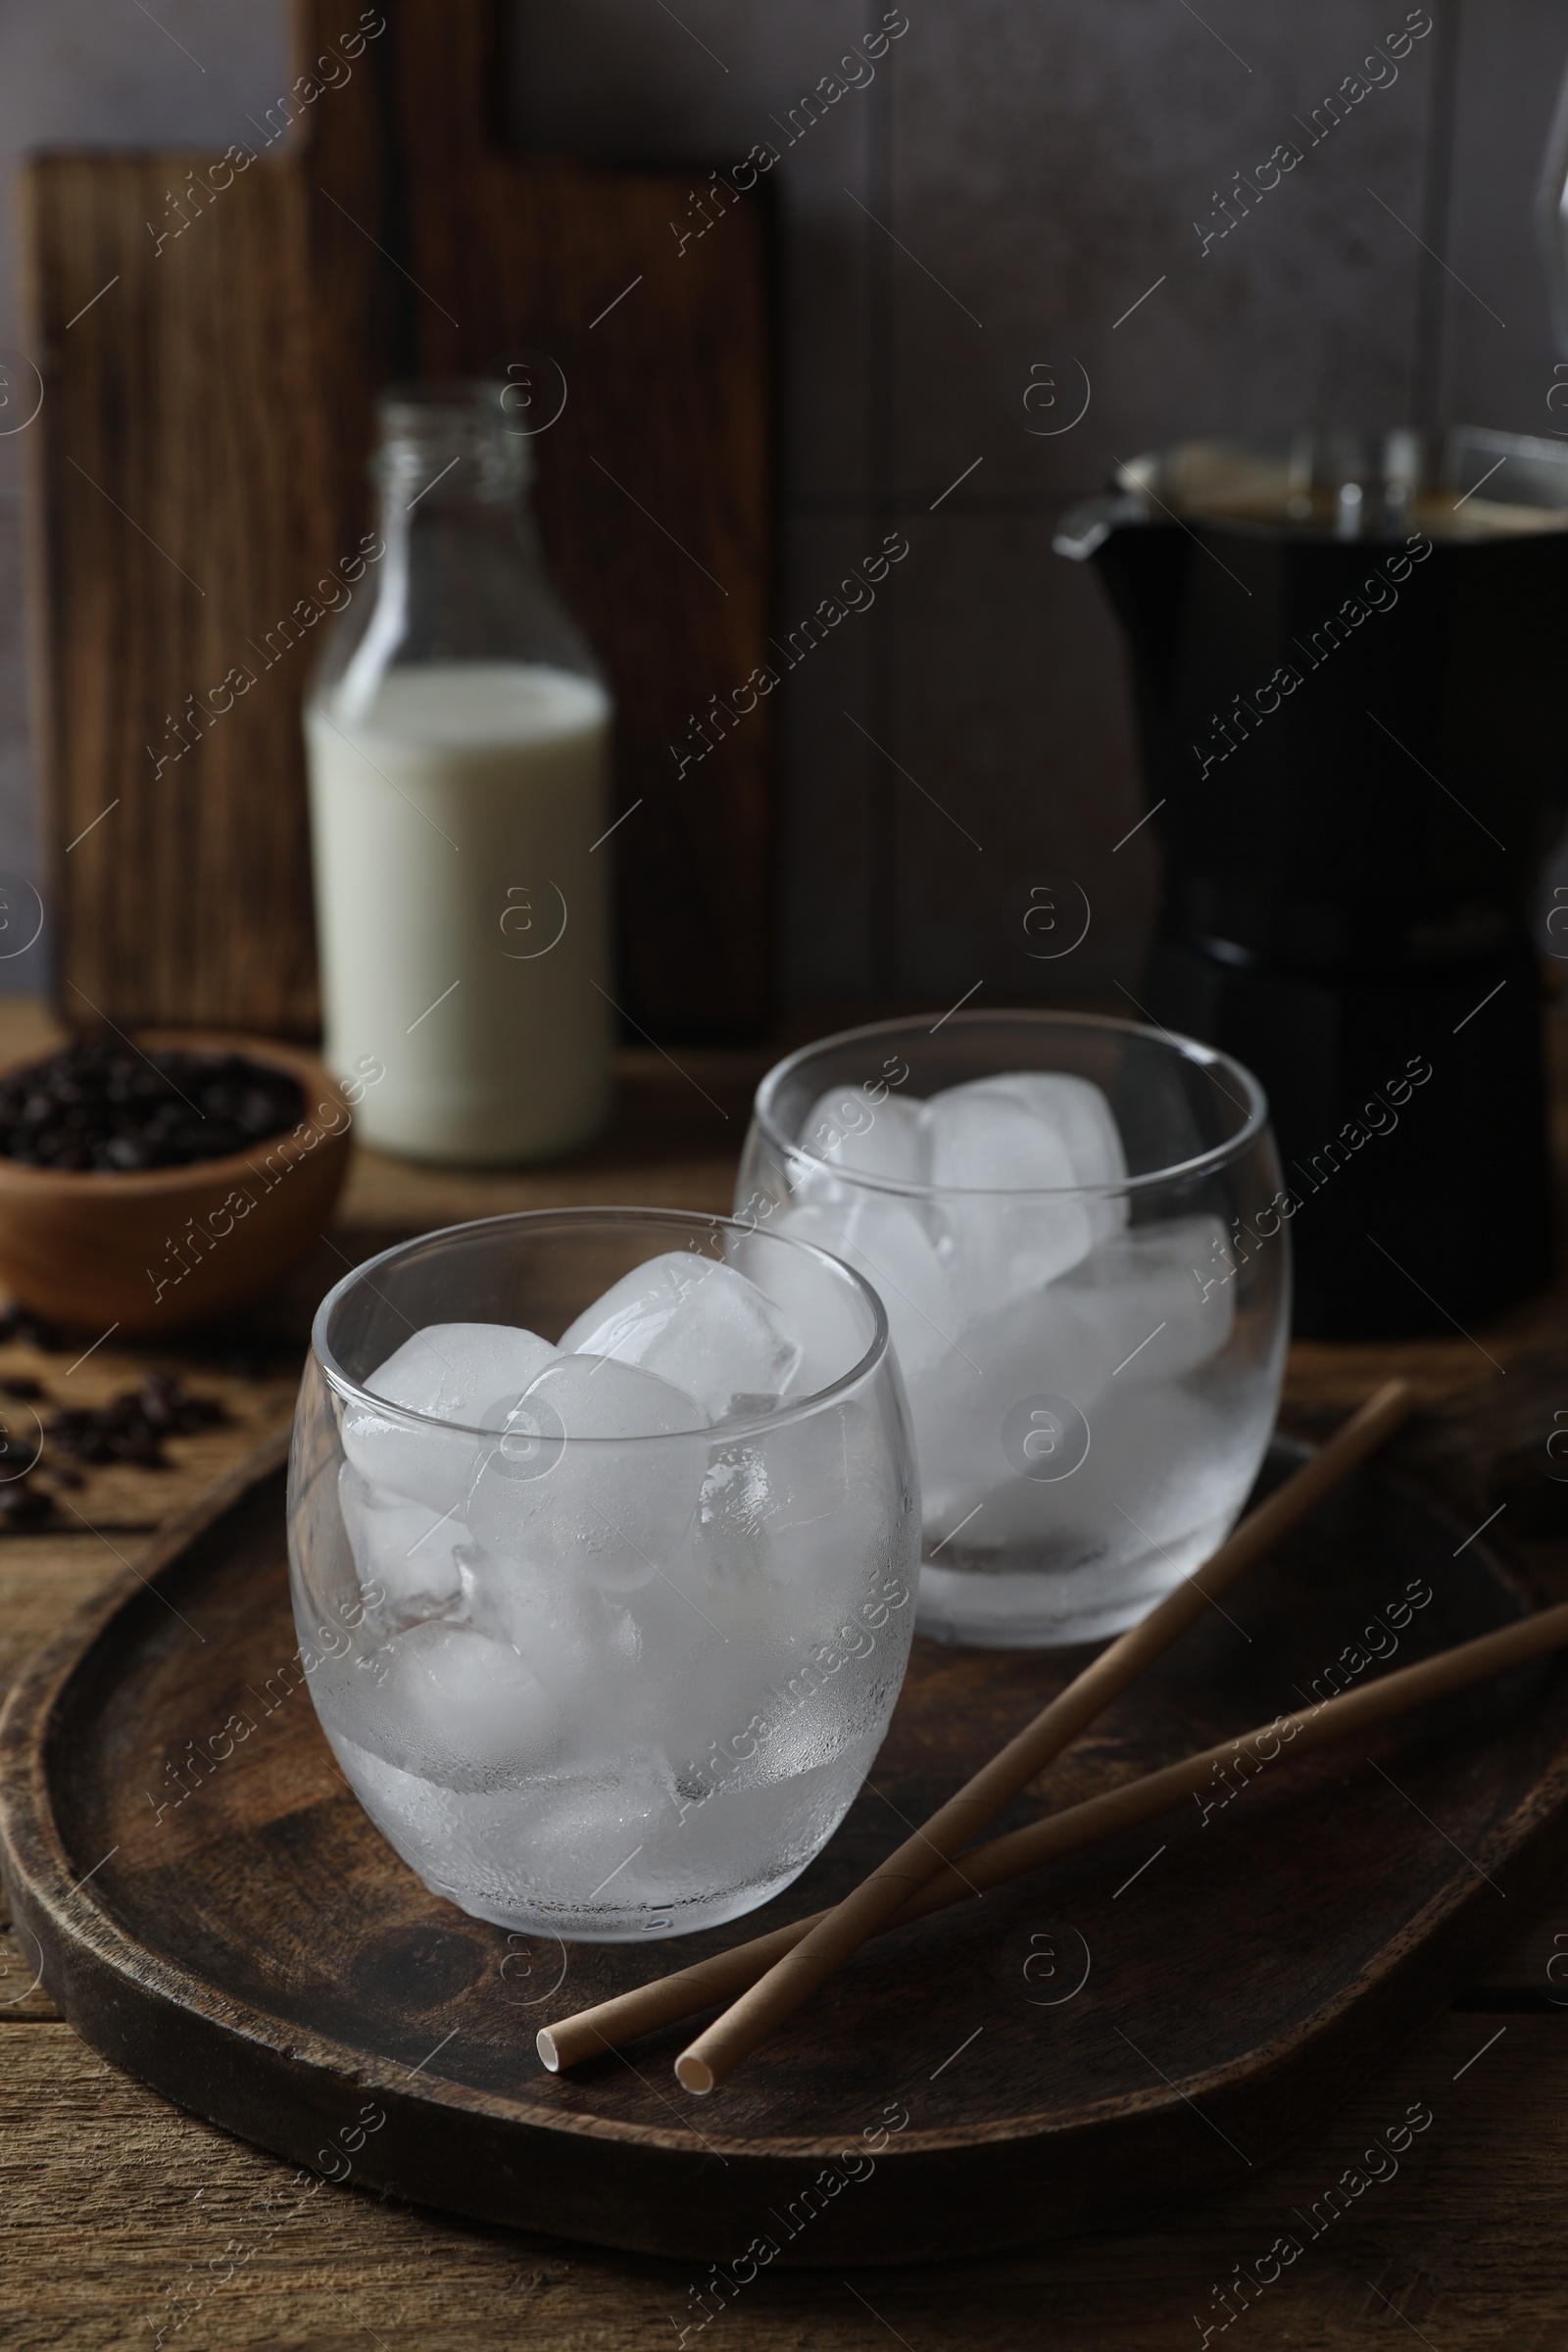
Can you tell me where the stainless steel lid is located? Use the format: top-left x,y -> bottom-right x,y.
1054,427 -> 1568,559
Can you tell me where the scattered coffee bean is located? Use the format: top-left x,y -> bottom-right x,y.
0,1478 -> 52,1527
0,1375 -> 44,1399
0,1042 -> 306,1172
45,1374 -> 228,1470
0,1418 -> 36,1472
0,1306 -> 71,1353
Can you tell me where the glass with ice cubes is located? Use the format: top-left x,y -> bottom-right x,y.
739,1011 -> 1289,1647
289,1208 -> 919,1939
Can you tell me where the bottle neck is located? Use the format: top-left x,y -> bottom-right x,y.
373,423 -> 533,537
318,395 -> 597,716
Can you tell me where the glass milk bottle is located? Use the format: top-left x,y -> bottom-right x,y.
305,381 -> 613,1164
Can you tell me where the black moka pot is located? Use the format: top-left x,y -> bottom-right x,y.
1056,428 -> 1568,1340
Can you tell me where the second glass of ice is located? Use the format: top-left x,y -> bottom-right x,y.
739,1011 -> 1290,1647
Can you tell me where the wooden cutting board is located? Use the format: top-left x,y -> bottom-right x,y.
3,1411 -> 1565,2264
23,0 -> 772,1042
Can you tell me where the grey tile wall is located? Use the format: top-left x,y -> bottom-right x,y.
1441,0 -> 1563,428
889,505 -> 1154,1002
505,0 -> 1568,1007
888,0 -> 1439,497
510,0 -> 886,506
0,0 -> 1564,1013
772,513 -> 887,1004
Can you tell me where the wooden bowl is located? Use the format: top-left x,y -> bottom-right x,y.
0,1031 -> 352,1336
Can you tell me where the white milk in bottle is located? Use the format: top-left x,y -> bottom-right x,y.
304,383 -> 613,1164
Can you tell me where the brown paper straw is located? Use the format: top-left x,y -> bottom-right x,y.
541,1586 -> 1568,2080
538,1378 -> 1416,2077
672,1377 -> 1419,2092
895,1594 -> 1568,1917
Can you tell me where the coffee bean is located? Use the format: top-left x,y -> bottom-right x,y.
0,1478 -> 51,1528
43,1374 -> 227,1471
0,1044 -> 306,1172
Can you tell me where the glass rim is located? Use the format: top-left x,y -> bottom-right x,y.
753,1007 -> 1271,1199
310,1204 -> 891,1443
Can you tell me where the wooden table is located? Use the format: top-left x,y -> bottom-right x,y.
3,997 -> 1567,2349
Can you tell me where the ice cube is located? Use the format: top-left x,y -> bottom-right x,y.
798,1085 -> 925,1183
685,1406 -> 857,1621
979,1072 -> 1129,1191
899,1336 -> 990,1539
1052,1214 -> 1235,1383
614,1534 -> 749,1709
454,1544 -> 654,1763
727,1222 -> 872,1399
921,1079 -> 1082,1194
336,1459 -> 466,1630
689,1392 -> 908,1643
907,1213 -> 1234,1529
521,1350 -> 710,1441
341,1322 -> 558,1512
920,1086 -> 1095,1318
904,1273 -> 1109,1542
333,1617 -> 563,1788
775,1196 -> 953,1379
466,1353 -> 710,1594
956,1379 -> 1243,1566
495,1747 -> 683,1899
560,1250 -> 803,1420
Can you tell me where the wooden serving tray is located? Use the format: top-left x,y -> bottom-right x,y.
1,1418 -> 1564,2266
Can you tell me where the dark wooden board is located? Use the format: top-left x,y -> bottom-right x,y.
24,0 -> 773,1042
2,1410 -> 1567,2267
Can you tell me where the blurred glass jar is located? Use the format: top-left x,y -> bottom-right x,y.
738,1011 -> 1290,1647
289,1207 -> 920,1939
305,380 -> 613,1166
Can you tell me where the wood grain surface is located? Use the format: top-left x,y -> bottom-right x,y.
1,992 -> 1568,2341
3,1401 -> 1568,2275
25,0 -> 773,1042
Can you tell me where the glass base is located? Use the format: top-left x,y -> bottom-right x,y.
444,1859 -> 814,1942
915,1515 -> 1233,1648
323,1726 -> 874,1942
